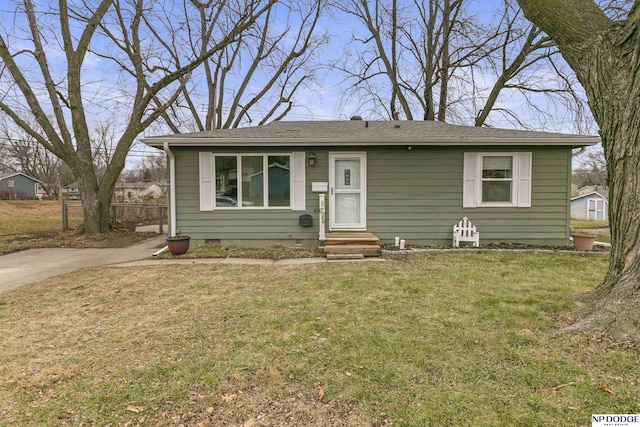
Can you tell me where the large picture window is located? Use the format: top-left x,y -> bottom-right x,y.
209,154 -> 291,209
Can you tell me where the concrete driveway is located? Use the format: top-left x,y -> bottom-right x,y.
0,235 -> 166,293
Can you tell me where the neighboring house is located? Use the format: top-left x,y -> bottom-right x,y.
36,184 -> 48,200
0,172 -> 41,199
248,162 -> 290,204
571,186 -> 609,221
115,182 -> 165,202
143,120 -> 599,247
64,182 -> 81,200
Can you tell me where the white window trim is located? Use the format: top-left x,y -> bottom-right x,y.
7,180 -> 14,188
199,152 -> 305,211
463,152 -> 532,208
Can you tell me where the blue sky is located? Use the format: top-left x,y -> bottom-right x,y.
0,0 -> 601,169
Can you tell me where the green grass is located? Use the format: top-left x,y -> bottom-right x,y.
571,219 -> 611,243
594,234 -> 611,243
174,243 -> 322,260
0,218 -> 82,234
571,219 -> 609,229
1,252 -> 633,426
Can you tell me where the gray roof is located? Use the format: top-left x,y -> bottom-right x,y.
571,189 -> 609,202
0,172 -> 41,183
142,120 -> 600,148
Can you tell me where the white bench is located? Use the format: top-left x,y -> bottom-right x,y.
453,217 -> 480,247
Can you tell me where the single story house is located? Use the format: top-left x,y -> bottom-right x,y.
571,186 -> 609,221
142,120 -> 599,247
64,182 -> 81,200
0,172 -> 41,199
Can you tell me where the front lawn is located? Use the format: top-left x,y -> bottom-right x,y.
571,219 -> 609,230
1,252 -> 635,426
0,200 -> 157,255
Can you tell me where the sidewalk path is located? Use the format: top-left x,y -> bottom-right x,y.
0,235 -> 166,293
0,236 -> 384,293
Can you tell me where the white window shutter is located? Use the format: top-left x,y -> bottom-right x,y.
199,152 -> 214,211
516,152 -> 532,207
463,152 -> 478,208
292,152 -> 306,211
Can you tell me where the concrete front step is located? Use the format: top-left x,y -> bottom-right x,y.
325,254 -> 365,260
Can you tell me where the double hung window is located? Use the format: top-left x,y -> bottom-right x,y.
481,156 -> 513,203
463,152 -> 532,208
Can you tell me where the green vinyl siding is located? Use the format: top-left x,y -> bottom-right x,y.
366,146 -> 571,245
171,145 -> 572,246
173,147 -> 323,246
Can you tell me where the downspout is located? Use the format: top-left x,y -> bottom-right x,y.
567,146 -> 587,244
164,141 -> 177,237
153,141 -> 175,257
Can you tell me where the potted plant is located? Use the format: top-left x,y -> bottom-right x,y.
166,235 -> 190,255
123,219 -> 138,231
572,232 -> 596,250
120,204 -> 139,231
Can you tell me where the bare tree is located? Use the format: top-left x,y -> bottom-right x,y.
0,120 -> 67,198
135,154 -> 168,184
335,0 -> 496,120
516,0 -> 640,340
469,0 -> 592,130
334,0 -> 592,130
573,147 -> 607,189
155,1 -> 328,131
0,0 -> 274,234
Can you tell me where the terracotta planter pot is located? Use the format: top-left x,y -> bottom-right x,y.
167,235 -> 190,255
124,220 -> 138,231
572,234 -> 596,251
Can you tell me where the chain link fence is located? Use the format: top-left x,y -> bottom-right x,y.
62,200 -> 167,233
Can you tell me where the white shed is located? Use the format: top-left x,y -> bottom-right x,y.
571,187 -> 609,221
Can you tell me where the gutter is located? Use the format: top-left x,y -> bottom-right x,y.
142,136 -> 599,148
572,146 -> 587,157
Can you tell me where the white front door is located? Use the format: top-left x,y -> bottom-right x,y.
329,152 -> 366,230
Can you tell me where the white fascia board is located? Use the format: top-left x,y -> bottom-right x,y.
143,136 -> 599,148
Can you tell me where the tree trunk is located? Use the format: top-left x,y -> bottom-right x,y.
437,0 -> 451,122
424,86 -> 436,121
569,69 -> 640,338
78,182 -> 112,234
517,0 -> 640,340
75,185 -> 108,233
